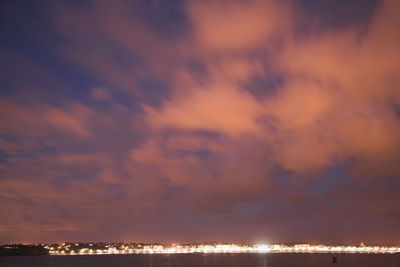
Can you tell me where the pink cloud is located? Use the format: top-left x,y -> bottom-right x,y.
188,0 -> 291,51
2,0 -> 400,243
0,98 -> 115,138
139,0 -> 400,178
144,85 -> 266,138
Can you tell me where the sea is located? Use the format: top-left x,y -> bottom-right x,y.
1,253 -> 399,267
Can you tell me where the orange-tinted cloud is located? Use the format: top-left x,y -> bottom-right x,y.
140,0 -> 400,177
188,0 -> 291,51
143,85 -> 266,138
0,99 -> 95,138
1,0 -> 400,244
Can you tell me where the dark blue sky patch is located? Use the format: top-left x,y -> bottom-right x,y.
295,0 -> 379,37
309,165 -> 350,198
136,78 -> 171,108
134,0 -> 189,39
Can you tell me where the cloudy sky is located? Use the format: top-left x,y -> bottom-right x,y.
0,0 -> 399,245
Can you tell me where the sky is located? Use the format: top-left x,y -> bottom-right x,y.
0,0 -> 399,245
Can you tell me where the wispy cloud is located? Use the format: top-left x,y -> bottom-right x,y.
0,0 -> 399,244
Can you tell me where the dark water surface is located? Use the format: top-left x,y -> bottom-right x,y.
1,253 -> 399,267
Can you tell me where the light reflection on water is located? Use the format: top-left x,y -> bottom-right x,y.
259,253 -> 268,267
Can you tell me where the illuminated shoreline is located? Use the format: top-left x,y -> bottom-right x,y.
45,243 -> 400,255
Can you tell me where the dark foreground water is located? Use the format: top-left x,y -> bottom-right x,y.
1,253 -> 399,267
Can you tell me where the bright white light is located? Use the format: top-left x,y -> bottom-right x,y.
255,244 -> 271,253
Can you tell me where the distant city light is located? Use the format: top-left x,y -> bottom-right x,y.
45,243 -> 400,255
